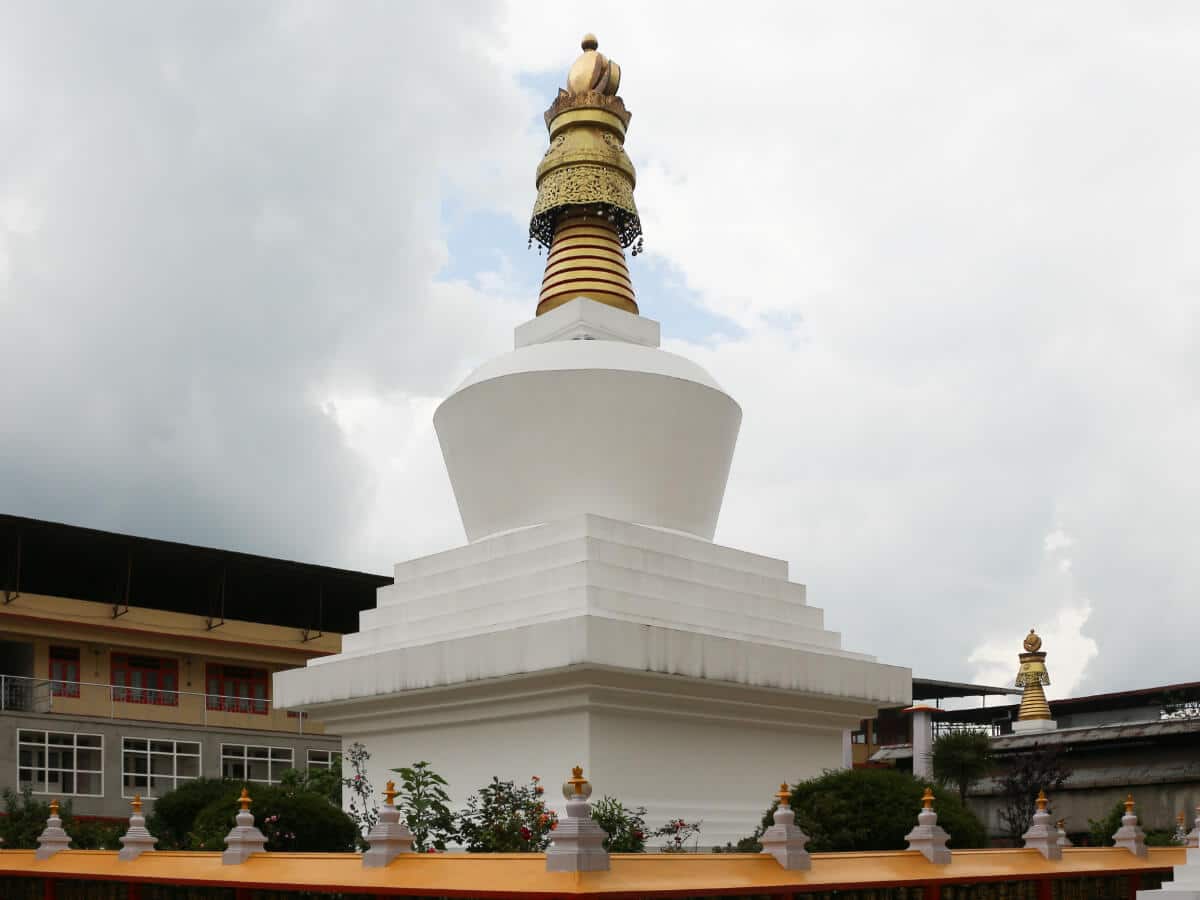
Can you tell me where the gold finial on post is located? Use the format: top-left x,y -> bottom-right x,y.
1036,789 -> 1048,811
1179,811 -> 1187,827
1057,818 -> 1066,830
568,766 -> 587,795
1125,794 -> 1135,815
922,787 -> 936,810
776,783 -> 792,808
131,795 -> 143,815
383,780 -> 399,807
49,799 -> 59,817
238,787 -> 252,811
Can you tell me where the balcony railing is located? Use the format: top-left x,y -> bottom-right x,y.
0,673 -> 307,733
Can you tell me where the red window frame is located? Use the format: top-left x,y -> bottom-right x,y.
110,653 -> 179,706
49,646 -> 80,698
205,663 -> 269,715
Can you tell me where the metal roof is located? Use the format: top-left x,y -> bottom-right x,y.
911,677 -> 1022,700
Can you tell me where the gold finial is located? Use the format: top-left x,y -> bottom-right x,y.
1179,811 -> 1187,827
131,795 -> 143,815
1024,629 -> 1043,653
1036,789 -> 1048,811
1057,818 -> 1066,830
238,787 -> 252,811
581,33 -> 598,51
568,765 -> 587,795
776,783 -> 791,808
383,780 -> 399,807
922,787 -> 935,810
49,799 -> 60,817
1124,794 -> 1135,815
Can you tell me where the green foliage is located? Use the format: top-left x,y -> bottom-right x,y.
997,744 -> 1072,842
590,796 -> 648,852
711,834 -> 765,853
931,731 -> 993,803
457,776 -> 557,852
145,778 -> 239,850
654,817 -> 703,852
1088,800 -> 1125,847
279,757 -> 342,807
744,768 -> 987,852
190,784 -> 357,852
0,787 -> 124,850
390,761 -> 457,852
341,742 -> 377,841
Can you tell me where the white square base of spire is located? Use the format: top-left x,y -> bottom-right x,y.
1012,718 -> 1058,734
514,297 -> 660,348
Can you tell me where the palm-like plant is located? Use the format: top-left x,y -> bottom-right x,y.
931,731 -> 993,803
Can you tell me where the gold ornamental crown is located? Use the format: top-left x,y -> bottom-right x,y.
1024,629 -> 1043,652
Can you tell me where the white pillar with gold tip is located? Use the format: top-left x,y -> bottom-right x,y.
118,795 -> 157,861
363,781 -> 413,867
759,784 -> 811,871
904,788 -> 951,865
35,799 -> 71,860
1022,790 -> 1061,860
546,767 -> 609,873
222,788 -> 267,865
1112,794 -> 1148,858
1056,818 -> 1072,848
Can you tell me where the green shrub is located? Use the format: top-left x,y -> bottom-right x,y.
68,818 -> 125,849
1,788 -> 71,849
1088,800 -> 1125,846
457,776 -> 556,852
390,761 -> 457,852
740,768 -> 987,852
190,784 -> 356,852
145,778 -> 240,850
590,796 -> 648,852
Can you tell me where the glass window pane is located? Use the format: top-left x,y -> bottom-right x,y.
150,741 -> 173,754
178,756 -> 200,778
178,742 -> 201,755
124,738 -> 147,752
77,748 -> 102,771
77,734 -> 102,748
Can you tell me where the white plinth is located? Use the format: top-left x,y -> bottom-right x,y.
1138,847 -> 1200,897
275,514 -> 910,846
1012,718 -> 1058,734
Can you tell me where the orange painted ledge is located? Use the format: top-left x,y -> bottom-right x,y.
0,847 -> 1183,896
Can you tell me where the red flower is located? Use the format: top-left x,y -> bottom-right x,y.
520,826 -> 532,841
534,785 -> 544,795
426,847 -> 438,854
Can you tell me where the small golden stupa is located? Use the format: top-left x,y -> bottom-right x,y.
529,34 -> 641,317
1015,628 -> 1052,721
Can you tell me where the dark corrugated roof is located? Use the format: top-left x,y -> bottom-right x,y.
0,513 -> 391,634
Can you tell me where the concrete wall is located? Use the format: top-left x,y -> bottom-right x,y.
0,710 -> 340,819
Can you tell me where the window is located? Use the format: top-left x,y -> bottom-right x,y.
49,646 -> 80,698
18,730 -> 103,796
122,738 -> 201,798
221,744 -> 292,784
111,654 -> 179,706
306,749 -> 341,771
206,664 -> 269,714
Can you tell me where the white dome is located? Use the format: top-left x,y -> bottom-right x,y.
434,338 -> 741,542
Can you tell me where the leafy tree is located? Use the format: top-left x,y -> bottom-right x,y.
457,776 -> 557,852
590,796 -> 648,852
735,768 -> 987,852
279,756 -> 342,807
145,778 -> 239,850
390,761 -> 457,852
931,731 -> 993,803
996,744 -> 1072,842
190,783 -> 357,852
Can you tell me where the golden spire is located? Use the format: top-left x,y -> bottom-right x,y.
1015,628 -> 1052,721
131,795 -> 143,815
776,783 -> 792,808
383,780 -> 399,807
529,34 -> 641,317
921,787 -> 935,810
49,799 -> 60,818
567,765 -> 588,795
238,787 -> 252,811
1036,789 -> 1048,811
1124,794 -> 1135,815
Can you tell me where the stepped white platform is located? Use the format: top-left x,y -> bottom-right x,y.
274,299 -> 910,845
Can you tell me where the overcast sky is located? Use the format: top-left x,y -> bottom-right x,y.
2,2 -> 1197,698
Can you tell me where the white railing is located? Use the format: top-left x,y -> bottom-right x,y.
0,673 -> 307,733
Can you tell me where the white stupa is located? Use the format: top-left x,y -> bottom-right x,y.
274,34 -> 910,845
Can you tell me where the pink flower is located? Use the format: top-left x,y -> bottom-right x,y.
519,826 -> 532,841
426,847 -> 438,854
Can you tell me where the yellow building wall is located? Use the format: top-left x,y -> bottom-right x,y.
1,592 -> 340,734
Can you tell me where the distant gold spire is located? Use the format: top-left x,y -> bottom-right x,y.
529,34 -> 641,317
1015,628 -> 1052,721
